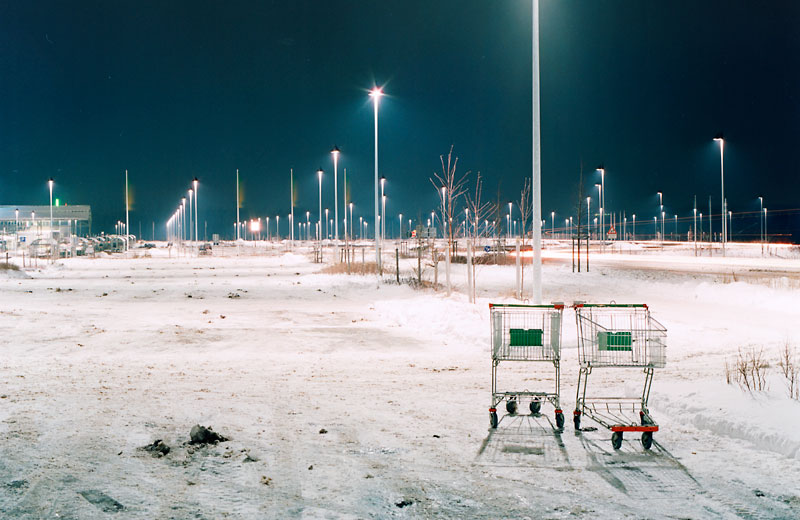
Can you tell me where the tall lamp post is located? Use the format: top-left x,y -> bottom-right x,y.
632,214 -> 636,241
193,177 -> 199,243
317,168 -> 323,242
657,191 -> 663,241
125,170 -> 129,249
48,178 -> 54,241
759,196 -> 763,254
188,188 -> 193,244
714,134 -> 726,255
369,86 -> 383,271
597,167 -> 605,241
531,0 -> 543,304
331,146 -> 340,257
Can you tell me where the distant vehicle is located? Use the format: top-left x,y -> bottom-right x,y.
139,243 -> 156,249
199,243 -> 213,255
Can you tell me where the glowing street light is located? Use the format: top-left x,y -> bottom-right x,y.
399,213 -> 403,240
759,196 -> 764,254
193,177 -> 199,244
331,146 -> 341,249
188,188 -> 193,243
714,134 -> 726,255
349,202 -> 354,240
317,168 -> 323,241
586,197 -> 591,239
48,178 -> 54,241
632,213 -> 636,241
369,86 -> 384,270
508,201 -> 513,238
596,167 -> 605,241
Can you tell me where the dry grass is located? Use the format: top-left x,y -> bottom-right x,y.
0,262 -> 20,271
320,261 -> 381,275
726,346 -> 769,391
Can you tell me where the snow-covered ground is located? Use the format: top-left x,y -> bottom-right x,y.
1,244 -> 799,518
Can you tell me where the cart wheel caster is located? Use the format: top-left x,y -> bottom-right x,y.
573,412 -> 581,430
529,400 -> 541,415
490,411 -> 498,429
506,399 -> 518,415
641,431 -> 653,450
555,411 -> 565,429
611,431 -> 623,450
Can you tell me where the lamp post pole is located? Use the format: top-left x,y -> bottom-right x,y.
193,178 -> 199,245
125,170 -> 129,249
759,196 -> 763,254
331,146 -> 340,258
632,214 -> 636,241
317,169 -> 323,242
48,178 -> 54,241
714,135 -> 726,255
369,87 -> 383,273
531,0 -> 543,303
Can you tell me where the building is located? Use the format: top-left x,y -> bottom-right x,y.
0,205 -> 92,245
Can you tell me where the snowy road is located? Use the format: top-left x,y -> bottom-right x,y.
1,250 -> 799,518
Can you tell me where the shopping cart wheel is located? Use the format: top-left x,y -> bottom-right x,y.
573,412 -> 581,430
555,411 -> 565,429
506,399 -> 518,415
529,400 -> 541,415
641,432 -> 653,450
611,432 -> 623,450
490,411 -> 498,429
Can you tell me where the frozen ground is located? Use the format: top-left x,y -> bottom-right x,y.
1,244 -> 799,519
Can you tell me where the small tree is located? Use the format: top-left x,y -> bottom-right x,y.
518,177 -> 531,288
430,146 -> 469,294
464,172 -> 495,301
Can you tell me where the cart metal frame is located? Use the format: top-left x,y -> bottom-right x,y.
489,303 -> 565,430
573,303 -> 666,450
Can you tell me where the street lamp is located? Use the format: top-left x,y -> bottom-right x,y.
369,86 -> 383,270
399,213 -> 403,240
48,178 -> 54,241
508,201 -> 513,238
193,177 -> 199,243
331,146 -> 340,248
586,197 -> 591,240
596,167 -> 605,241
188,188 -> 193,244
714,134 -> 726,255
657,191 -> 663,241
382,193 -> 387,245
551,211 -> 555,240
759,196 -> 764,254
381,177 -> 387,245
325,208 -> 329,239
349,202 -> 354,240
632,214 -> 636,241
728,210 -> 732,242
317,168 -> 323,241
654,216 -> 657,240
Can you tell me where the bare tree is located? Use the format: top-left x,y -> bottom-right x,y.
518,178 -> 531,288
465,172 -> 494,243
430,145 -> 469,294
430,146 -> 469,246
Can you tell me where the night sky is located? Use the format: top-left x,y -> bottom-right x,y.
1,1 -> 798,240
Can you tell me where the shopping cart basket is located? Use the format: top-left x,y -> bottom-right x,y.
489,303 -> 565,429
573,303 -> 666,450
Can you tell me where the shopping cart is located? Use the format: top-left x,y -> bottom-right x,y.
572,303 -> 666,450
489,303 -> 565,429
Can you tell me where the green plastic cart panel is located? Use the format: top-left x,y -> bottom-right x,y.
598,331 -> 632,351
509,328 -> 544,347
